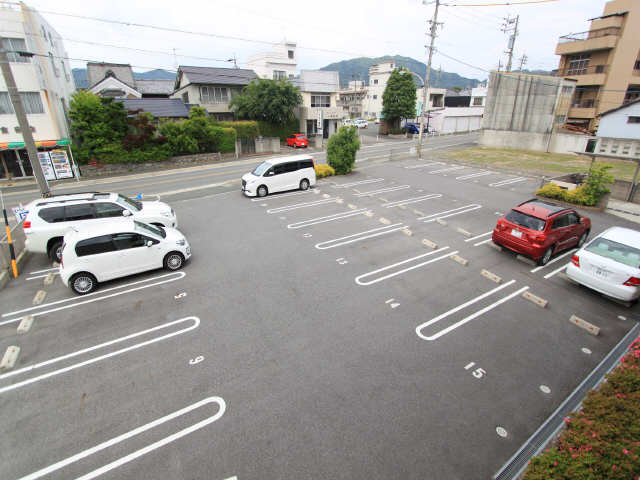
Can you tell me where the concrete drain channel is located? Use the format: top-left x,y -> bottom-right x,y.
493,321 -> 640,480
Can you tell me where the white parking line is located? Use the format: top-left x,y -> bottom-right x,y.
333,178 -> 384,188
416,281 -> 527,341
429,166 -> 465,174
250,191 -> 311,202
28,267 -> 59,275
419,204 -> 482,223
543,263 -> 569,279
315,224 -> 405,250
355,247 -> 453,286
266,197 -> 339,213
0,317 -> 199,394
353,185 -> 410,197
464,231 -> 493,242
489,177 -> 528,187
18,396 -> 225,480
383,194 -> 442,208
456,171 -> 492,180
474,238 -> 493,247
1,272 -> 186,324
404,161 -> 445,169
530,249 -> 577,273
287,209 -> 370,229
26,272 -> 60,281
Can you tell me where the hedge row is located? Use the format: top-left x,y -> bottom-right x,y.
536,183 -> 594,206
523,335 -> 640,480
213,120 -> 259,139
258,118 -> 300,141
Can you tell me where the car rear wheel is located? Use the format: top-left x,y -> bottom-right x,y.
300,179 -> 310,191
578,230 -> 589,247
48,240 -> 63,262
537,246 -> 554,266
257,185 -> 268,197
164,252 -> 185,271
70,272 -> 97,295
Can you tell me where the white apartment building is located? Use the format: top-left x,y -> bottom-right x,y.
292,70 -> 343,138
0,2 -> 75,180
363,62 -> 394,119
246,41 -> 297,81
470,86 -> 488,107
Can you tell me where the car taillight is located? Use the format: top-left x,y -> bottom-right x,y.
571,254 -> 579,267
23,220 -> 31,229
623,277 -> 640,287
528,233 -> 546,244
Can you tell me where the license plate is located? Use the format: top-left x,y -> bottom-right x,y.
595,268 -> 608,278
510,229 -> 522,238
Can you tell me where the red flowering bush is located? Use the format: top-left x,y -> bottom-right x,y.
523,336 -> 640,480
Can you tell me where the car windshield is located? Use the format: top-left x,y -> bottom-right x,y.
297,135 -> 307,140
505,210 -> 546,231
117,194 -> 141,212
252,162 -> 272,176
585,237 -> 640,268
134,220 -> 166,239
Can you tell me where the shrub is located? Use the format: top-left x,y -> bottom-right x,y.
211,127 -> 236,153
536,183 -> 567,201
327,126 -> 361,175
523,335 -> 640,480
314,164 -> 335,178
583,164 -> 614,205
257,119 -> 300,141
214,120 -> 259,139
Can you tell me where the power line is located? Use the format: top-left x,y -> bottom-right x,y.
446,0 -> 559,6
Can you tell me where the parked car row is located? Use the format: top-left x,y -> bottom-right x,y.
341,118 -> 368,129
23,192 -> 189,295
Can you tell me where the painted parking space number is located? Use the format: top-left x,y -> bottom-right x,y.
465,362 -> 486,379
175,292 -> 187,299
189,356 -> 204,365
336,258 -> 348,265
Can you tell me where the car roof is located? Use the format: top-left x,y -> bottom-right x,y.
63,218 -> 138,241
514,199 -> 572,219
263,154 -> 314,165
27,192 -> 116,209
599,226 -> 640,246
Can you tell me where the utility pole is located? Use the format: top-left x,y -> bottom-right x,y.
501,14 -> 519,73
437,65 -> 442,88
497,60 -> 503,72
0,40 -> 50,197
518,53 -> 528,72
418,0 -> 442,158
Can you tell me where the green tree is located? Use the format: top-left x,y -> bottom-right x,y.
230,79 -> 302,125
584,163 -> 614,205
382,68 -> 417,126
327,126 -> 360,175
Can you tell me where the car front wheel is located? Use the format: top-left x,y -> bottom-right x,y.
48,240 -> 63,262
257,185 -> 268,197
164,252 -> 185,271
537,246 -> 554,266
70,272 -> 97,295
300,179 -> 310,191
578,230 -> 589,247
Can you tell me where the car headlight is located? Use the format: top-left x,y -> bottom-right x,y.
176,239 -> 186,246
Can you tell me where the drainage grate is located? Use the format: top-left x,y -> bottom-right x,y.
494,322 -> 640,480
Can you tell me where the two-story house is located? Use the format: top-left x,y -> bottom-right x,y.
292,70 -> 343,138
169,66 -> 257,121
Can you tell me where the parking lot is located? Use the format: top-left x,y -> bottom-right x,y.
1,146 -> 638,479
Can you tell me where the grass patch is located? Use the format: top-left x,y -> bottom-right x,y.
442,147 -> 637,181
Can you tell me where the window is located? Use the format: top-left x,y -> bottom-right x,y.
49,53 -> 59,77
595,65 -> 605,73
635,60 -> 640,70
283,162 -> 298,173
200,86 -> 228,104
64,204 -> 96,221
0,127 -> 7,134
273,70 -> 287,80
372,95 -> 377,100
505,210 -> 546,231
95,202 -> 125,218
21,92 -> 44,114
567,54 -> 590,75
567,212 -> 580,225
38,206 -> 65,223
2,38 -> 29,63
373,79 -> 378,85
112,233 -> 147,250
585,238 -> 640,268
552,215 -> 569,229
628,116 -> 640,124
181,92 -> 189,104
473,97 -> 483,106
556,115 -> 566,124
273,164 -> 287,175
562,86 -> 574,94
75,235 -> 116,257
288,50 -> 294,59
0,93 -> 13,114
311,95 -> 330,107
299,160 -> 313,169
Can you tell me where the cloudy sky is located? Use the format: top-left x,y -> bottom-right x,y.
25,0 -> 608,81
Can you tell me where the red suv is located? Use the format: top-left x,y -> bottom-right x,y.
286,134 -> 309,148
492,199 -> 591,265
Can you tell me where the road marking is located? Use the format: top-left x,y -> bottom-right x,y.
287,209 -> 370,229
489,177 -> 528,187
333,178 -> 384,188
355,247 -> 453,286
417,284 -> 529,341
266,197 -> 339,213
1,272 -> 186,324
315,224 -> 405,250
429,166 -> 465,174
543,263 -> 569,279
456,171 -> 492,180
28,267 -> 58,275
152,178 -> 239,197
174,292 -> 187,299
581,347 -> 592,354
250,190 -> 311,202
404,161 -> 445,169
0,317 -> 200,394
18,396 -> 225,480
336,258 -> 348,265
189,356 -> 204,365
465,231 -> 492,242
496,427 -> 508,438
420,204 -> 482,223
540,385 -> 551,394
26,272 -> 59,281
530,249 -> 577,273
383,194 -> 442,208
353,185 -> 410,196
474,238 -> 493,247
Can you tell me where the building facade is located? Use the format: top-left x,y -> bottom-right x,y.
0,2 -> 76,180
170,66 -> 257,121
246,41 -> 297,80
292,70 -> 343,138
555,0 -> 639,131
338,81 -> 367,119
596,98 -> 640,140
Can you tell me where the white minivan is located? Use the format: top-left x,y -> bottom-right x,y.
60,219 -> 191,295
241,154 -> 316,197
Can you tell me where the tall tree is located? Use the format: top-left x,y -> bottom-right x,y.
230,79 -> 302,125
382,68 -> 417,126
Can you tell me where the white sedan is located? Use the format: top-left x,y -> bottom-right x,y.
354,119 -> 368,129
566,226 -> 640,303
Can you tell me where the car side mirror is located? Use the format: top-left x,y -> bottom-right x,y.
266,171 -> 274,176
123,210 -> 132,217
146,240 -> 153,247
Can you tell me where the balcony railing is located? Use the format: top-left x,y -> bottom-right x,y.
571,99 -> 598,109
558,27 -> 620,43
558,65 -> 608,76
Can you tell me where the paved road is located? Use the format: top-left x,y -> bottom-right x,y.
3,132 -> 636,480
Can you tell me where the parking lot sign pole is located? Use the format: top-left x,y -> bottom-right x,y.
0,189 -> 18,278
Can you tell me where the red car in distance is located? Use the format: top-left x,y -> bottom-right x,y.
492,199 -> 591,266
286,134 -> 309,148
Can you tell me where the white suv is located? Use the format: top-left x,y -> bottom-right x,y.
241,154 -> 316,197
60,219 -> 191,295
23,192 -> 178,261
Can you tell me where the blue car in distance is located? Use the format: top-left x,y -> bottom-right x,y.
405,123 -> 421,134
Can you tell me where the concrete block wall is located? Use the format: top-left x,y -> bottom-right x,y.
480,130 -> 589,155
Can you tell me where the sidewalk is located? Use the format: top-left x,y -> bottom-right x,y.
605,198 -> 640,224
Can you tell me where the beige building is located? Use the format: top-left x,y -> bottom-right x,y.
292,70 -> 343,138
555,0 -> 640,131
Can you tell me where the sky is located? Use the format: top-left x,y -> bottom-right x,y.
23,0 -> 609,81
